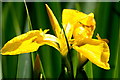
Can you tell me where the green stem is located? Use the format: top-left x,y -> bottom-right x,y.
59,22 -> 74,79
67,50 -> 74,79
59,56 -> 72,79
62,56 -> 71,73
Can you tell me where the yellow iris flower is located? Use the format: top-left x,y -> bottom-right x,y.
46,5 -> 110,70
1,4 -> 110,70
62,9 -> 110,70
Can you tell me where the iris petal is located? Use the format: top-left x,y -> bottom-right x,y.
46,4 -> 68,56
45,4 -> 61,38
62,9 -> 96,41
1,30 -> 59,55
73,38 -> 110,70
62,9 -> 87,26
63,23 -> 74,41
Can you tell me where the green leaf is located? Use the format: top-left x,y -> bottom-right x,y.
0,54 -> 2,80
71,49 -> 79,78
106,3 -> 120,78
38,45 -> 61,78
0,1 -> 2,79
84,62 -> 93,78
2,55 -> 18,78
2,2 -> 23,78
16,54 -> 32,78
16,2 -> 33,78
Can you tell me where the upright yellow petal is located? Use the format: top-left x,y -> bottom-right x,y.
62,9 -> 86,40
62,9 -> 95,28
1,29 -> 60,55
63,23 -> 74,40
73,23 -> 92,42
62,9 -> 87,26
58,29 -> 68,56
45,4 -> 61,38
80,13 -> 95,26
46,4 -> 68,56
62,9 -> 96,42
73,38 -> 110,70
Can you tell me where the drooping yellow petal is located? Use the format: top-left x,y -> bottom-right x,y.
96,33 -> 109,43
42,34 -> 60,51
73,38 -> 110,70
45,4 -> 61,38
1,29 -> 60,55
1,36 -> 40,55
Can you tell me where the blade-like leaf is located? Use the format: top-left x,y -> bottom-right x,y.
0,54 -> 2,80
2,2 -> 21,78
106,3 -> 119,78
16,2 -> 33,78
71,49 -> 79,78
0,1 -> 2,79
84,62 -> 93,78
16,54 -> 32,78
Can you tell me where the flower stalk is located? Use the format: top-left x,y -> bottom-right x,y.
59,22 -> 74,78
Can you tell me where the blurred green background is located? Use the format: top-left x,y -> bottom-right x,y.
0,2 -> 120,79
